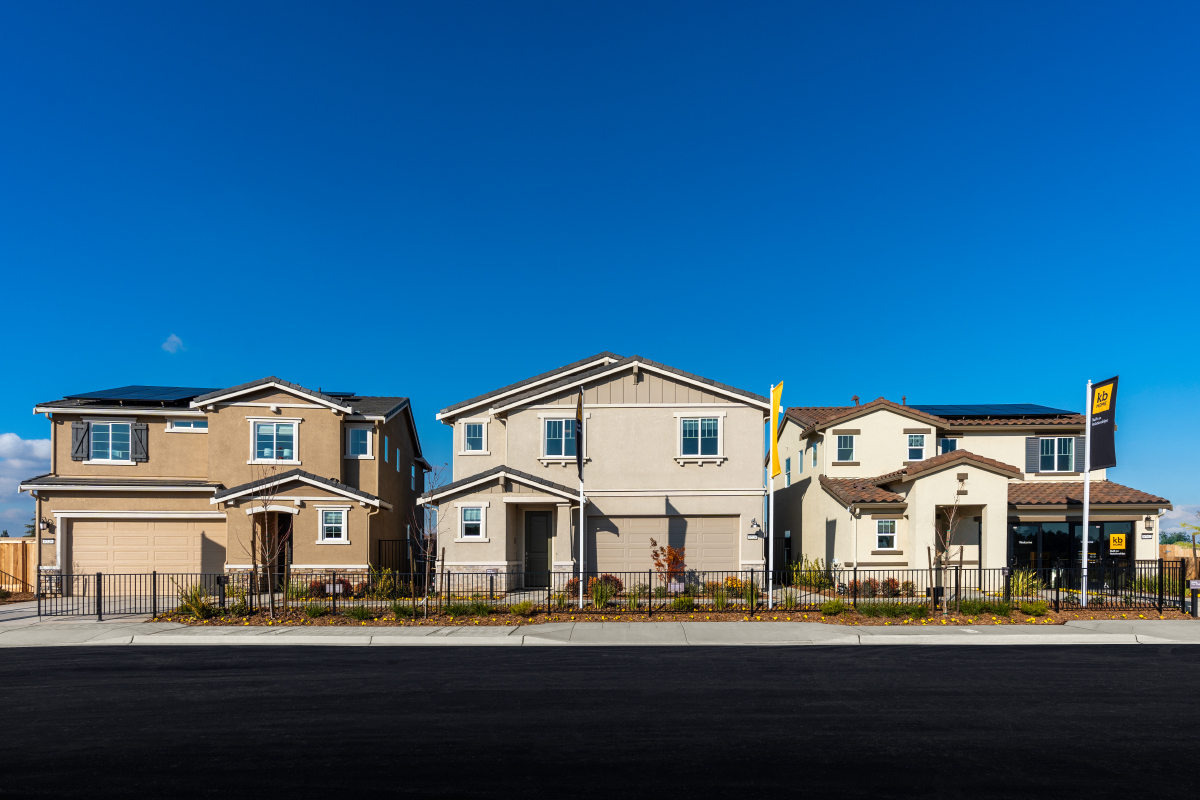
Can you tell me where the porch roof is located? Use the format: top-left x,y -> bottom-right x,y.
873,450 -> 1022,484
1009,480 -> 1171,508
419,464 -> 578,504
212,469 -> 390,509
819,475 -> 905,507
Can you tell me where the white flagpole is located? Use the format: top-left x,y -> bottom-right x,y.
768,384 -> 775,611
579,477 -> 585,610
1081,380 -> 1092,608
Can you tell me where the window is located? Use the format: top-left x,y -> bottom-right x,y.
464,423 -> 484,452
384,436 -> 388,462
91,422 -> 131,461
877,520 -> 897,550
168,419 -> 208,432
320,509 -> 345,541
410,464 -> 415,490
396,449 -> 400,472
836,435 -> 854,462
784,457 -> 791,487
346,426 -> 372,458
255,422 -> 296,461
812,443 -> 817,468
908,434 -> 925,461
544,419 -> 577,457
681,418 -> 719,456
939,438 -> 957,455
461,507 -> 483,538
1040,437 -> 1074,472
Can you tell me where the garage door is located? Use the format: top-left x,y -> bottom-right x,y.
590,516 -> 739,573
69,519 -> 228,574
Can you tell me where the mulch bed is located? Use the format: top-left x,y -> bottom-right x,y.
153,605 -> 1198,627
0,592 -> 35,606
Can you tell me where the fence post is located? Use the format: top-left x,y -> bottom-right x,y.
96,572 -> 103,622
152,571 -> 157,619
284,564 -> 291,612
648,570 -> 652,619
219,576 -> 226,612
955,566 -> 961,614
852,566 -> 858,609
1157,559 -> 1164,614
331,570 -> 338,615
1054,570 -> 1060,613
1004,569 -> 1012,605
1179,559 -> 1186,613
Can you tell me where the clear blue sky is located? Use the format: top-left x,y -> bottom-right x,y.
2,1 -> 1198,531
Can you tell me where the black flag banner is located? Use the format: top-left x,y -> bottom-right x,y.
575,388 -> 584,481
1089,376 -> 1118,471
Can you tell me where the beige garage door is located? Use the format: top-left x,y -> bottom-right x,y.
590,516 -> 739,573
69,519 -> 228,574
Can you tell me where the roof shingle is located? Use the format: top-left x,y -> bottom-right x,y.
1009,481 -> 1170,507
819,475 -> 906,506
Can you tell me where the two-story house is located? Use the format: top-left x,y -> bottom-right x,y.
772,397 -> 1171,572
19,378 -> 428,576
420,353 -> 770,582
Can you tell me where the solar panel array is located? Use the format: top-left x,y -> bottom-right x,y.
909,403 -> 1077,418
64,386 -> 219,402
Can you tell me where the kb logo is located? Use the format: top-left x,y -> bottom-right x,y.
1092,383 -> 1113,414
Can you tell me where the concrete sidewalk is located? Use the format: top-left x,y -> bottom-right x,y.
3,608 -> 1200,647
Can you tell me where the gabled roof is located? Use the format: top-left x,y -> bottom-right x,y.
488,354 -> 769,414
1009,481 -> 1170,507
891,449 -> 1021,481
784,398 -> 1084,437
419,465 -> 577,504
819,475 -> 906,507
191,377 -> 356,412
212,469 -> 391,509
19,475 -> 221,492
436,352 -> 623,420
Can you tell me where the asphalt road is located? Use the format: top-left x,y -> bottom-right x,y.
4,646 -> 1197,799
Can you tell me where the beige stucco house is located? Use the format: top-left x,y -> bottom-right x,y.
20,378 -> 428,576
772,397 -> 1171,571
421,353 -> 770,580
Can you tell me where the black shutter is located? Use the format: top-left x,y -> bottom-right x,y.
131,423 -> 149,462
1074,436 -> 1086,472
1024,437 -> 1039,473
71,422 -> 90,461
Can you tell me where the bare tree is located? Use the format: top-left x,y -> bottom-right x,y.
407,461 -> 452,616
930,475 -> 968,613
234,465 -> 289,618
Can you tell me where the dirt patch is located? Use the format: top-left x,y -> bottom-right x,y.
0,592 -> 35,606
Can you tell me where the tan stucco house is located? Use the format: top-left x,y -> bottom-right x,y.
772,397 -> 1171,571
19,378 -> 428,576
421,353 -> 770,580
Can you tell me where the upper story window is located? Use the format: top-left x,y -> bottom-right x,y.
939,437 -> 957,455
681,418 -> 719,456
345,426 -> 372,458
410,464 -> 415,490
91,422 -> 131,462
907,434 -> 926,461
254,421 -> 296,463
544,419 -> 577,457
811,442 -> 817,468
461,420 -> 488,454
836,435 -> 854,462
1040,437 -> 1073,472
384,436 -> 389,462
784,457 -> 791,487
877,519 -> 897,550
167,419 -> 208,433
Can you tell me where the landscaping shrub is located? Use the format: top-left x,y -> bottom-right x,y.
723,576 -> 746,592
880,577 -> 901,598
742,579 -> 759,610
308,577 -> 354,599
654,586 -> 669,598
781,589 -> 799,610
446,600 -> 496,618
553,592 -> 570,610
848,578 -> 881,598
792,555 -> 834,590
172,578 -> 214,620
390,601 -> 416,618
590,575 -> 623,606
510,600 -> 535,617
820,599 -> 846,616
285,580 -> 311,601
960,599 -> 1011,616
303,602 -> 329,618
861,602 -> 929,619
0,588 -> 11,600
343,605 -> 372,621
670,596 -> 695,612
900,581 -> 916,598
1019,600 -> 1049,617
1008,569 -> 1043,597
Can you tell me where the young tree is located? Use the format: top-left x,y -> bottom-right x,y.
1177,512 -> 1200,579
407,461 -> 451,616
931,476 -> 968,613
649,538 -> 686,585
235,465 -> 289,618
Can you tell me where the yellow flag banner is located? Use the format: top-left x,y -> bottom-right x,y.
770,382 -> 784,478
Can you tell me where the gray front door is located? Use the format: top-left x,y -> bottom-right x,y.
525,511 -> 550,586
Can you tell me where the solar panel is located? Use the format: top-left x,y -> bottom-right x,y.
65,386 -> 219,402
322,391 -> 357,398
909,403 -> 1077,417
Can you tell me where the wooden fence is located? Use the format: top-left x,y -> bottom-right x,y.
0,539 -> 35,591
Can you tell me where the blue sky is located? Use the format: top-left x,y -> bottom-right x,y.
2,1 -> 1198,531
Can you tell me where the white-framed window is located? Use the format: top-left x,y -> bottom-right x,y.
316,506 -> 350,544
1040,437 -> 1074,472
812,442 -> 817,468
460,506 -> 485,539
544,418 -> 578,457
784,457 -> 791,487
167,418 -> 208,433
877,519 -> 897,550
249,419 -> 300,464
836,435 -> 854,462
939,437 -> 958,455
674,414 -> 725,461
90,422 -> 132,462
907,434 -> 925,461
345,425 -> 373,459
460,419 -> 489,454
384,436 -> 388,462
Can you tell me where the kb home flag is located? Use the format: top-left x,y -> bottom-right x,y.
1089,376 -> 1118,470
575,388 -> 585,480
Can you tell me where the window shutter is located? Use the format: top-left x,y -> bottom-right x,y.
1075,436 -> 1086,472
71,422 -> 90,461
1024,437 -> 1039,473
131,423 -> 149,462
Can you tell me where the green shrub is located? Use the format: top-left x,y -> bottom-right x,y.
591,577 -> 619,607
553,592 -> 571,610
670,596 -> 695,612
303,602 -> 329,618
781,589 -> 799,610
510,600 -> 535,617
743,580 -> 759,610
862,603 -> 931,619
172,578 -> 214,619
390,601 -> 416,618
343,605 -> 371,621
792,555 -> 834,589
0,588 -> 11,600
654,586 -> 668,598
1019,600 -> 1049,617
960,599 -> 1011,616
1009,569 -> 1043,597
713,587 -> 730,611
446,600 -> 496,618
285,580 -> 310,601
820,599 -> 845,616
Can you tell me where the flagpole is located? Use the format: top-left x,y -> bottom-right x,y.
579,477 -> 585,610
1081,380 -> 1092,608
768,384 -> 775,611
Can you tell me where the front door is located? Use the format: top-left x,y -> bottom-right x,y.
525,511 -> 551,586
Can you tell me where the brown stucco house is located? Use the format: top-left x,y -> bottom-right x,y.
19,379 -> 428,576
421,353 -> 771,582
771,397 -> 1172,571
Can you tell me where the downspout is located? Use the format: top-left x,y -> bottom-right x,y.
851,503 -> 858,568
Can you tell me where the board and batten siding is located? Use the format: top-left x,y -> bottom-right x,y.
544,372 -> 727,406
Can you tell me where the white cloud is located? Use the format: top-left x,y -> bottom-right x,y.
0,433 -> 48,534
162,334 -> 184,354
1161,504 -> 1200,531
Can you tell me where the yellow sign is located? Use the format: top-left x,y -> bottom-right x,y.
770,382 -> 784,478
1109,532 -> 1126,550
1092,383 -> 1114,414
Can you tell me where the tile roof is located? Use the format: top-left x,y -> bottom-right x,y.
213,469 -> 383,505
949,415 -> 1085,427
437,352 -> 623,417
819,475 -> 906,506
899,449 -> 1022,479
421,464 -> 576,502
19,475 -> 221,490
1009,481 -> 1170,507
784,398 -> 1084,435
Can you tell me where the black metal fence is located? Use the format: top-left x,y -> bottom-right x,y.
36,560 -> 1186,620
